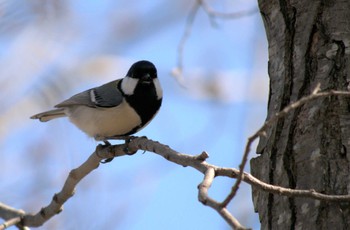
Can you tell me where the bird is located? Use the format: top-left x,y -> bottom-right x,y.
31,60 -> 163,142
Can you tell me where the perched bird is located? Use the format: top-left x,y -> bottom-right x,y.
31,60 -> 162,141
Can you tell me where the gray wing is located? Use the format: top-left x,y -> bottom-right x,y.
55,79 -> 123,108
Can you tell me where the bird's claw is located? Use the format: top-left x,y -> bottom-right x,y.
101,157 -> 114,163
123,136 -> 138,155
96,140 -> 114,164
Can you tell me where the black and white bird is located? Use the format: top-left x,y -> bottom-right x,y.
31,60 -> 162,141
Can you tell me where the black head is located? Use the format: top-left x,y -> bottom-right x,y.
127,60 -> 157,84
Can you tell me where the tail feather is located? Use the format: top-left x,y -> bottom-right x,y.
31,108 -> 66,122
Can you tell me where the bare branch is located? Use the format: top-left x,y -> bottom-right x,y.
172,1 -> 199,85
0,203 -> 27,230
2,131 -> 350,229
0,203 -> 25,224
198,168 -> 249,230
173,0 -> 258,83
1,217 -> 21,230
122,137 -> 350,203
241,171 -> 350,201
213,167 -> 350,201
198,168 -> 215,204
20,143 -> 128,227
221,86 -> 350,207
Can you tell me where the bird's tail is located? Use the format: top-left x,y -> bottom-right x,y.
30,108 -> 66,122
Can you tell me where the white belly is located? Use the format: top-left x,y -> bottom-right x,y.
65,100 -> 142,138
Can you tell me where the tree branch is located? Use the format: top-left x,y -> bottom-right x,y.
198,168 -> 249,230
18,143 -> 128,228
0,203 -> 27,230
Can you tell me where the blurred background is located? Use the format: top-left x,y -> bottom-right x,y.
0,0 -> 268,229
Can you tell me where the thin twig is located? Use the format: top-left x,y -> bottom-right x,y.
199,0 -> 258,19
125,137 -> 350,202
172,1 -> 200,85
212,167 -> 350,201
174,0 -> 258,83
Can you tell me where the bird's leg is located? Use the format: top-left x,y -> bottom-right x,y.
101,135 -> 138,154
104,135 -> 134,141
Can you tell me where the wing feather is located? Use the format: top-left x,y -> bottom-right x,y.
55,79 -> 123,108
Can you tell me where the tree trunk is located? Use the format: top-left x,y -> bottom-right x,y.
251,0 -> 350,229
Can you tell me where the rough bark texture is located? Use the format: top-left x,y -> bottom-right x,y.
251,0 -> 350,229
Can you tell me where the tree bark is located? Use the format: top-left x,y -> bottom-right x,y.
251,0 -> 350,229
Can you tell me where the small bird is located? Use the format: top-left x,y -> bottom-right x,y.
31,60 -> 162,142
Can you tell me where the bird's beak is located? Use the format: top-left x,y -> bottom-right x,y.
141,74 -> 152,83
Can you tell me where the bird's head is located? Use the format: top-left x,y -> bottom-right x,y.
121,60 -> 162,99
127,60 -> 157,84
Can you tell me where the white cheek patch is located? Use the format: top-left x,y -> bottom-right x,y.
121,77 -> 138,95
153,78 -> 163,100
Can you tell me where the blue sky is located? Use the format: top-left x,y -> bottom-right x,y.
0,1 -> 268,229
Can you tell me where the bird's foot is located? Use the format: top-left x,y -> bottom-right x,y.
96,135 -> 146,161
123,136 -> 138,155
95,140 -> 114,164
